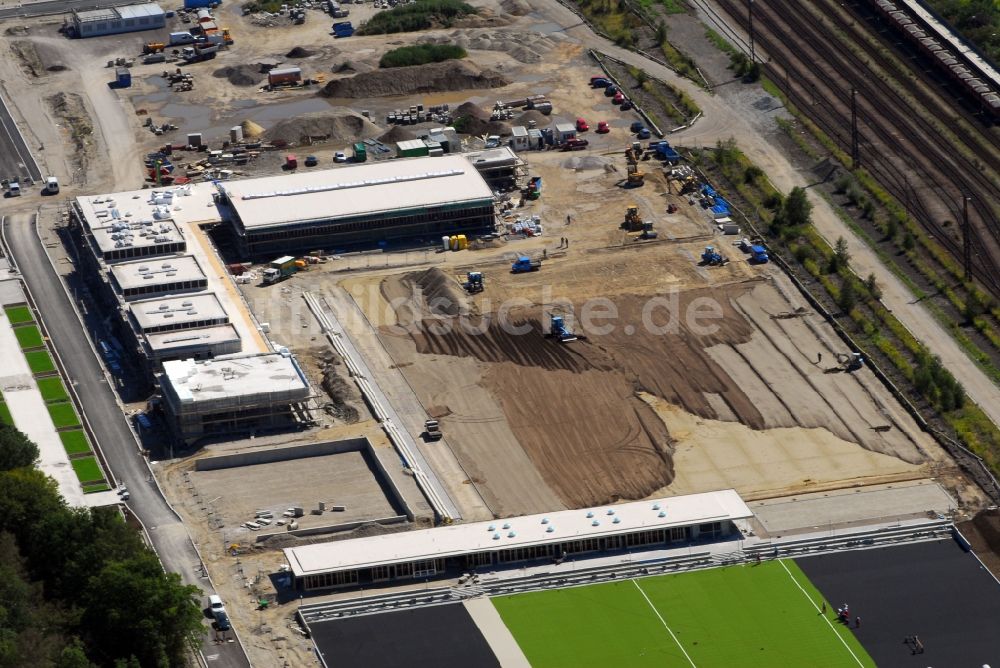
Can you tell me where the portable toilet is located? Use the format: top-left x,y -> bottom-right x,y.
457,234 -> 468,250
115,67 -> 131,88
450,235 -> 459,251
442,235 -> 451,251
352,142 -> 367,162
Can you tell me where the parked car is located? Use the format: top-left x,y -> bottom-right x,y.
620,100 -> 633,111
304,155 -> 318,167
604,84 -> 618,97
561,138 -> 589,151
575,117 -> 589,132
636,127 -> 651,139
630,120 -> 645,133
334,151 -> 347,163
613,91 -> 625,104
596,121 -> 610,133
590,76 -> 610,87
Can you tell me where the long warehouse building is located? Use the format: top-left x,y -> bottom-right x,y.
215,155 -> 497,257
284,489 -> 753,590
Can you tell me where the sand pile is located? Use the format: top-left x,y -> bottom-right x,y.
286,46 -> 315,58
408,268 -> 467,317
453,102 -> 510,136
241,119 -> 265,138
515,110 -> 548,126
378,125 -> 417,144
562,155 -> 612,171
212,64 -> 263,87
420,29 -> 561,64
266,110 -> 381,145
319,60 -> 509,99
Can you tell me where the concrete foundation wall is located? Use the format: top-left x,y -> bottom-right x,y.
194,438 -> 369,470
256,515 -> 408,543
194,437 -> 413,521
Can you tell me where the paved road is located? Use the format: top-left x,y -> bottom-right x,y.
0,93 -> 41,183
2,212 -> 251,668
0,0 -> 124,20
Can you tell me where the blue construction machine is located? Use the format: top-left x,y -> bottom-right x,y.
547,315 -> 580,343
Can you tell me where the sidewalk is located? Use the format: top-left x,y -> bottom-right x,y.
0,282 -> 87,505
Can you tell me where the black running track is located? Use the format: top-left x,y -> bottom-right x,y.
796,539 -> 1000,667
309,603 -> 501,668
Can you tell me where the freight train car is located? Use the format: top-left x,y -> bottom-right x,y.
868,0 -> 1000,120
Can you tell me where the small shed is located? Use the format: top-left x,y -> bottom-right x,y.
553,122 -> 576,143
510,125 -> 529,151
268,67 -> 302,87
527,128 -> 544,150
397,139 -> 429,158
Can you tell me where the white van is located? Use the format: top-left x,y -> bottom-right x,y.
208,594 -> 225,614
46,176 -> 59,194
7,180 -> 20,197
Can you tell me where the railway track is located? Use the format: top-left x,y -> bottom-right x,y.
713,0 -> 1000,296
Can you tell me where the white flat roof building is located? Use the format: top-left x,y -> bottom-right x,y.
159,352 -> 313,443
144,325 -> 242,358
73,3 -> 165,37
129,293 -> 228,333
109,255 -> 208,300
219,155 -> 493,231
285,489 -> 753,588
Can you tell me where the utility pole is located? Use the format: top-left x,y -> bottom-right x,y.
851,87 -> 860,169
748,0 -> 756,64
963,195 -> 972,282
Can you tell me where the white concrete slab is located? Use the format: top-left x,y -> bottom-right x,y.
464,598 -> 531,668
4,389 -> 88,506
0,311 -> 33,381
751,480 -> 956,534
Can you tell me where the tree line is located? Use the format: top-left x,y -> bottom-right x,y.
0,424 -> 203,667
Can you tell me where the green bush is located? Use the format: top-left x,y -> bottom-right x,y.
379,43 -> 467,68
359,0 -> 476,35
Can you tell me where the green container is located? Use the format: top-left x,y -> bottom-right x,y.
353,142 -> 367,162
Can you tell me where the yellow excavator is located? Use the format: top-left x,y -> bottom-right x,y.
625,143 -> 645,187
623,205 -> 644,231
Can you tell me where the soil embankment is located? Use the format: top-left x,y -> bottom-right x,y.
319,60 -> 509,98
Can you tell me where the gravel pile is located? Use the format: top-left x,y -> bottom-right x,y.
319,60 -> 509,99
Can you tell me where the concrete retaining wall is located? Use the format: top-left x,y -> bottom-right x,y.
256,514 -> 408,543
194,438 -> 369,470
194,437 -> 414,522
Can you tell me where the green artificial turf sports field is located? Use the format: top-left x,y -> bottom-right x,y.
25,350 -> 55,375
493,560 -> 874,668
14,324 -> 43,349
4,305 -> 34,325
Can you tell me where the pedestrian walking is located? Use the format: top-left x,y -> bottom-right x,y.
914,636 -> 924,654
821,602 -> 826,615
566,214 -> 571,225
855,616 -> 861,628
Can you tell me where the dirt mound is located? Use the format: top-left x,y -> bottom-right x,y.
241,119 -> 265,138
212,64 -> 263,87
381,269 -> 469,329
452,101 -> 510,135
500,0 -> 531,15
317,353 -> 360,423
515,110 -> 548,126
11,41 -> 44,77
47,92 -> 93,173
378,125 -> 416,144
319,60 -> 509,99
266,110 -> 381,145
286,46 -> 315,58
